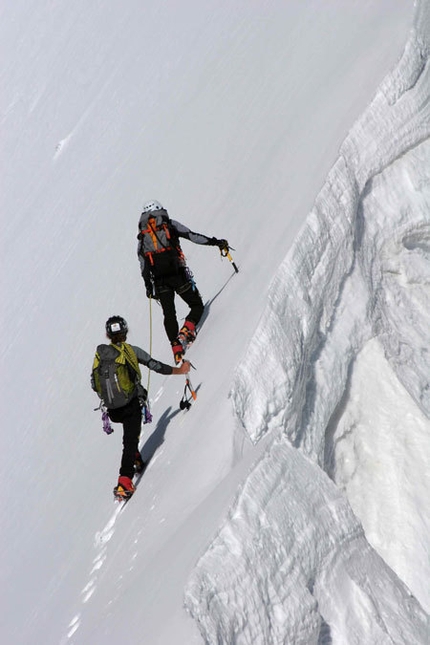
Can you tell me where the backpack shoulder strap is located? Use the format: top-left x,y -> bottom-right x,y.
116,342 -> 142,380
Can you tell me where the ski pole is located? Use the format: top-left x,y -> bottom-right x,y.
220,245 -> 239,273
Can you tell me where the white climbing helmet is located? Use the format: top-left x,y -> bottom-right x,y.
142,200 -> 163,214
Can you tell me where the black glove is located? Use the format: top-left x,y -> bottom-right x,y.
210,237 -> 229,251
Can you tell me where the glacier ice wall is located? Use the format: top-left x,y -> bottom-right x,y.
231,6 -> 430,458
186,440 -> 428,644
185,2 -> 430,643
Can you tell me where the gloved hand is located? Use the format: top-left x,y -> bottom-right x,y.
145,283 -> 154,299
211,238 -> 229,251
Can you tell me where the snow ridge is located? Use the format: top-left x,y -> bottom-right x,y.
231,15 -> 430,451
185,3 -> 430,643
186,441 -> 427,644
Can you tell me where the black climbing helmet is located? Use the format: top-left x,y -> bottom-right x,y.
105,315 -> 128,340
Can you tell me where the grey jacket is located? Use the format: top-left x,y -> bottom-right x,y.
131,344 -> 173,375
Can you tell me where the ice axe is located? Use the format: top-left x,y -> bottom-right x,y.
180,362 -> 197,410
219,244 -> 239,273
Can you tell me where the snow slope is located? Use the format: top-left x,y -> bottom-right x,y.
2,1 -> 429,644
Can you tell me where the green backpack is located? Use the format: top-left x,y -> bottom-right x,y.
92,343 -> 142,409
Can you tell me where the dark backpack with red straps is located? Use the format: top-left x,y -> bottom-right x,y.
137,209 -> 186,274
